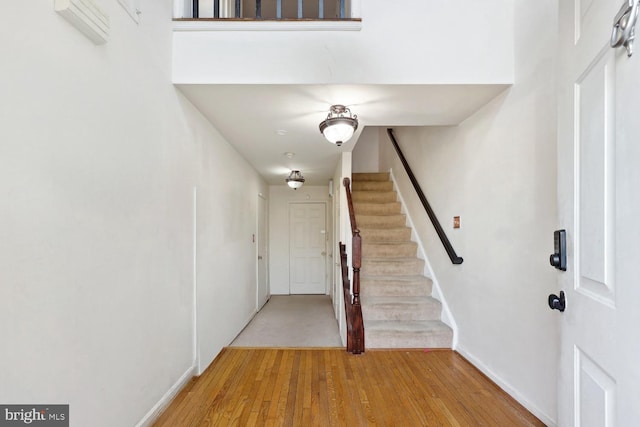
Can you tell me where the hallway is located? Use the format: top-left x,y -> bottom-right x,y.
230,295 -> 342,347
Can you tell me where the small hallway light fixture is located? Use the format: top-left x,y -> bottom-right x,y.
319,105 -> 358,146
286,170 -> 305,190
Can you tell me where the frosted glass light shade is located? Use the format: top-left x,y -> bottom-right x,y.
322,120 -> 356,145
319,105 -> 358,146
286,170 -> 305,190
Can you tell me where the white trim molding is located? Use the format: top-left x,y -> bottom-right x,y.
135,366 -> 195,427
456,345 -> 557,427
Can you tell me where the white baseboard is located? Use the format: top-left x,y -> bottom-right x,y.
135,365 -> 195,427
455,345 -> 556,427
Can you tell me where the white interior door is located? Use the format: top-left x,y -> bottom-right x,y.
289,203 -> 327,294
257,194 -> 269,310
557,0 -> 640,424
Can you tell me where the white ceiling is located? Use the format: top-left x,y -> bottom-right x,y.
177,84 -> 509,185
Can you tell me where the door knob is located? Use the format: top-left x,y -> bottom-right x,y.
258,255 -> 263,260
321,251 -> 326,256
548,291 -> 566,312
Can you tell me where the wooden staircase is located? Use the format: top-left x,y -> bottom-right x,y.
352,172 -> 453,349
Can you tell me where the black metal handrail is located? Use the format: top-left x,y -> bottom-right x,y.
191,0 -> 348,19
386,128 -> 463,265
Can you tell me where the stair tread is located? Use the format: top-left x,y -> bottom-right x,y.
365,319 -> 452,332
354,202 -> 400,206
362,245 -> 415,250
363,296 -> 439,305
363,241 -> 417,246
361,275 -> 430,281
363,243 -> 417,248
359,226 -> 410,230
362,244 -> 418,248
353,190 -> 396,194
360,235 -> 410,239
359,231 -> 412,242
358,215 -> 406,220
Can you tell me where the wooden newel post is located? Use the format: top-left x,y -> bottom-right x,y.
352,231 -> 361,306
342,175 -> 365,354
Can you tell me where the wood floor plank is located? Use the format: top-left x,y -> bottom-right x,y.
166,348 -> 246,427
405,351 -> 480,426
323,349 -> 339,426
381,351 -> 447,425
153,348 -> 545,427
282,350 -> 300,427
262,355 -> 283,424
273,350 -> 293,426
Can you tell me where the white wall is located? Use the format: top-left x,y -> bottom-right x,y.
192,115 -> 268,375
378,1 -> 559,424
268,185 -> 331,295
173,0 -> 513,85
352,127 -> 380,173
0,2 -> 265,426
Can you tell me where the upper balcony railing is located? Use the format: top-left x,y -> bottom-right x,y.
180,0 -> 355,20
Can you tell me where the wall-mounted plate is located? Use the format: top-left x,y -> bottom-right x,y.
55,0 -> 109,44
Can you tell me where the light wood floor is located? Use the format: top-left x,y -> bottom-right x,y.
154,348 -> 545,426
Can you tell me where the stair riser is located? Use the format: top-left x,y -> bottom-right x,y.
353,173 -> 390,182
360,282 -> 431,297
361,277 -> 432,290
362,243 -> 417,258
352,192 -> 397,203
362,303 -> 442,321
362,261 -> 424,276
366,331 -> 453,349
354,203 -> 401,215
352,181 -> 394,192
358,216 -> 406,228
359,228 -> 412,242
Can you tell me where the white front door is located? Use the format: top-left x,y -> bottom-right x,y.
557,0 -> 640,424
257,194 -> 269,310
289,203 -> 327,294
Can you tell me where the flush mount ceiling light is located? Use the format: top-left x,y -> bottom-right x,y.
286,170 -> 305,190
319,105 -> 358,146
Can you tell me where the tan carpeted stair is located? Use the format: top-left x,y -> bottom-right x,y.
353,172 -> 453,349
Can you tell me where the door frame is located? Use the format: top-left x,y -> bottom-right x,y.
256,193 -> 269,310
